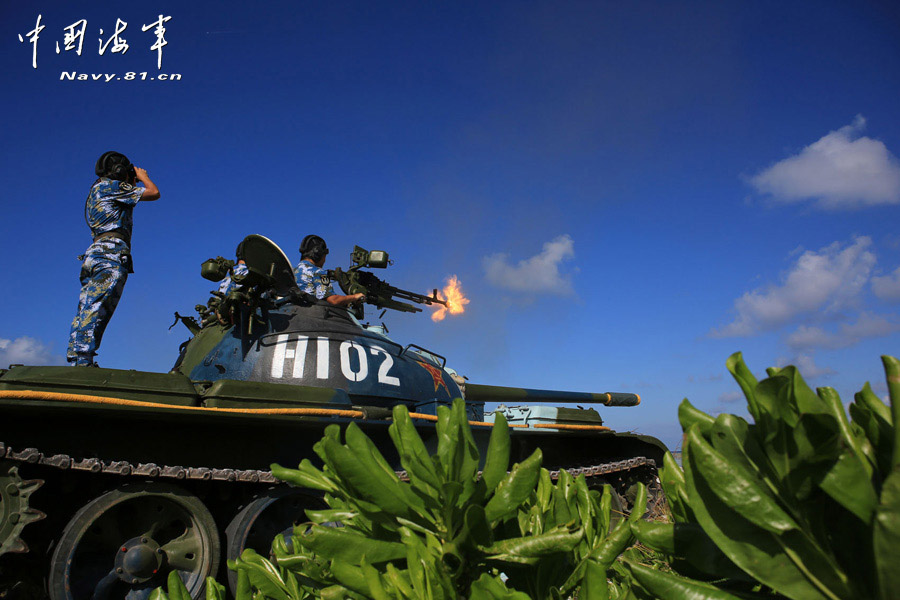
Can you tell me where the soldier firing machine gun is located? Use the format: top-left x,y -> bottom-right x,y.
329,245 -> 448,320
181,237 -> 449,333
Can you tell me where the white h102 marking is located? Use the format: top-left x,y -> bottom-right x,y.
270,335 -> 401,386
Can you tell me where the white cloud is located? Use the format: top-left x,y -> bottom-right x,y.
785,312 -> 900,351
712,237 -> 876,337
0,336 -> 66,367
750,115 -> 900,209
776,354 -> 835,381
872,266 -> 900,302
483,235 -> 576,295
718,391 -> 744,404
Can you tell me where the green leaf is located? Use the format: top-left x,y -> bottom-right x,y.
677,398 -> 715,435
818,450 -> 879,522
296,524 -> 407,564
682,432 -> 850,600
271,461 -> 338,493
317,430 -> 412,519
620,558 -> 743,600
484,525 -> 582,559
330,558 -> 373,597
686,425 -> 798,534
483,412 -> 511,492
579,560 -> 609,600
389,404 -> 444,494
204,577 -> 226,600
885,356 -> 900,469
233,549 -> 293,600
484,449 -> 542,523
631,521 -> 751,582
165,570 -> 191,600
818,386 -> 873,478
726,351 -> 760,419
875,466 -> 900,599
469,573 -> 533,599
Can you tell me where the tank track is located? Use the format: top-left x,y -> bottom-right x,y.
0,440 -> 655,486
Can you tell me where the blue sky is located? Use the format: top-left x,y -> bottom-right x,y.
2,1 -> 899,450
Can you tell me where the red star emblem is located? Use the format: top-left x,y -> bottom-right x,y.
416,360 -> 450,396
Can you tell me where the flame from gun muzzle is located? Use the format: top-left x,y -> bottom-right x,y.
432,275 -> 469,322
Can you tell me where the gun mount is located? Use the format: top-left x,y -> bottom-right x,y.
330,245 -> 448,318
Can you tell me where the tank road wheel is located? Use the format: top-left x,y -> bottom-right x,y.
0,460 -> 45,557
48,483 -> 219,600
224,488 -> 325,595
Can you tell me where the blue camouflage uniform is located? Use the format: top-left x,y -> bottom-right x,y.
67,178 -> 144,365
219,262 -> 250,295
294,260 -> 334,299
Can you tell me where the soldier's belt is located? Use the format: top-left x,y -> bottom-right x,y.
92,230 -> 130,245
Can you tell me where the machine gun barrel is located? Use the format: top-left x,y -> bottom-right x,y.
330,246 -> 450,317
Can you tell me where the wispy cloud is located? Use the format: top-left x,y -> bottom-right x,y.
0,336 -> 66,367
776,354 -> 836,380
785,312 -> 900,351
718,391 -> 744,404
872,266 -> 900,303
711,237 -> 876,337
483,235 -> 576,295
750,115 -> 900,209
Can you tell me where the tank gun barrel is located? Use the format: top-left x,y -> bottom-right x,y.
465,384 -> 641,407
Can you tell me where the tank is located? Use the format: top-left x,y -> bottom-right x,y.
0,235 -> 667,600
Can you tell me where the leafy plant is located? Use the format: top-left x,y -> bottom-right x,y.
268,399 -> 651,599
631,353 -> 900,600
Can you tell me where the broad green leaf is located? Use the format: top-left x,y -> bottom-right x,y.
389,404 -> 443,494
482,412 -> 511,492
484,525 -> 582,559
589,514 -> 636,568
818,450 -> 879,522
469,573 -> 532,599
205,577 -> 226,600
233,549 -> 293,600
296,524 -> 406,564
304,508 -> 357,524
485,449 -> 542,523
361,559 -> 394,600
885,356 -> 900,468
330,558 -> 373,597
818,386 -> 872,478
874,466 -> 900,599
163,571 -> 190,600
344,423 -> 427,515
677,398 -> 715,435
270,460 -> 338,493
384,563 -> 414,598
686,426 -> 798,534
579,560 -> 609,600
682,436 -> 850,600
631,521 -> 751,582
726,351 -> 759,418
317,433 -> 411,518
455,504 -> 492,548
620,559 -> 743,600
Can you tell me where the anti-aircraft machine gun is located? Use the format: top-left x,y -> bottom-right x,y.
330,245 -> 448,319
0,234 -> 666,600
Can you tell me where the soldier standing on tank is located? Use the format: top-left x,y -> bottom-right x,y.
294,235 -> 365,308
67,151 -> 160,366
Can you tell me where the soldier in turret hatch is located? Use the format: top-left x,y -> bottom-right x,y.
67,151 -> 160,366
294,235 -> 365,308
